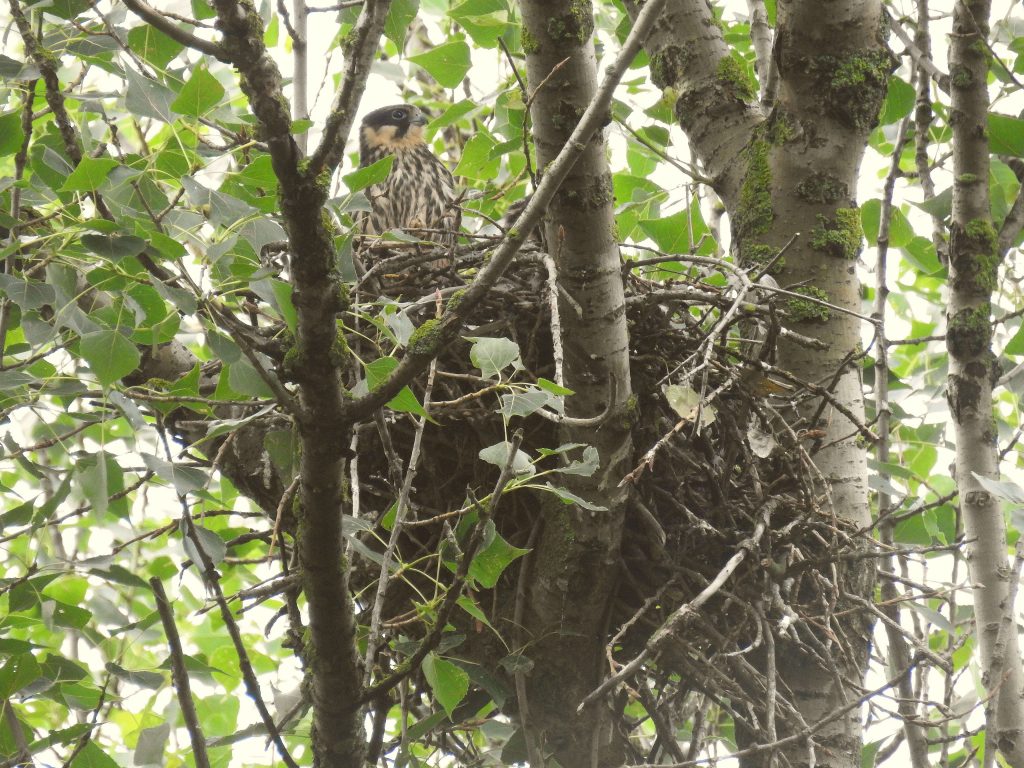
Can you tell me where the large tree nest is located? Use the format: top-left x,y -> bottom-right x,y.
342,241 -> 868,736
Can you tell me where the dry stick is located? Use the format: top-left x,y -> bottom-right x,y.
513,517 -> 544,767
874,108 -> 930,768
543,252 -> 565,388
579,502 -> 774,711
360,430 -> 525,704
497,35 -> 536,189
150,578 -> 212,768
341,0 -> 674,421
178,512 -> 300,768
363,359 -> 439,686
760,609 -> 778,768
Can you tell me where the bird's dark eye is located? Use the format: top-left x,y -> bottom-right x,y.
391,109 -> 406,120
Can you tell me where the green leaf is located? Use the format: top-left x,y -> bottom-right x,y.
0,273 -> 56,310
1005,321 -> 1024,355
126,24 -> 183,69
542,483 -> 608,511
125,67 -> 176,123
638,201 -> 711,255
861,738 -> 884,768
469,524 -> 528,588
453,133 -> 500,181
663,383 -> 716,426
0,653 -> 42,698
364,356 -> 429,418
877,77 -> 915,125
989,113 -> 1024,157
80,233 -> 146,260
901,236 -> 942,274
536,377 -> 574,396
181,521 -> 228,568
467,336 -> 520,378
141,453 -> 208,495
450,0 -> 508,48
557,445 -> 599,477
105,662 -> 165,689
409,40 -> 472,88
384,0 -> 419,49
60,158 -> 119,192
0,112 -> 25,157
343,154 -> 395,193
171,67 -> 225,117
79,330 -> 140,386
911,187 -> 952,221
134,723 -> 170,766
457,594 -> 496,632
499,388 -> 554,419
478,441 -> 535,477
422,653 -> 469,719
70,741 -> 120,768
971,473 -> 1024,505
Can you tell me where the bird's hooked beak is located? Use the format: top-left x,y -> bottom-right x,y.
411,111 -> 428,127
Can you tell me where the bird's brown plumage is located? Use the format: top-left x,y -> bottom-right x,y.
358,104 -> 460,251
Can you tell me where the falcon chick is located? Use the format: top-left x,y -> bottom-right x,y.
358,104 -> 460,253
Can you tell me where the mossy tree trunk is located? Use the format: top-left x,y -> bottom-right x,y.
624,1 -> 885,765
947,2 -> 1024,763
517,1 -> 635,765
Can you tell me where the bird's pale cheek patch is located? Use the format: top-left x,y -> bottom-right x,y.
362,124 -> 398,149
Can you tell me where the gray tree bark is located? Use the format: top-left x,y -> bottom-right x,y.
623,0 -> 884,765
947,2 -> 1024,764
517,1 -> 635,764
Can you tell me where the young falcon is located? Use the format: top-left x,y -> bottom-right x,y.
358,104 -> 460,253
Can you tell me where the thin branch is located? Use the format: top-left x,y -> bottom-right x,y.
307,0 -> 393,175
150,578 -> 212,768
579,501 -> 775,711
885,9 -> 950,93
121,0 -> 227,59
360,430 -> 525,703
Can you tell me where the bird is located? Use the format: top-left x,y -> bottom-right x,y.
357,104 -> 460,258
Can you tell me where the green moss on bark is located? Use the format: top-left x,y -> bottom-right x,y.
951,219 -> 999,292
797,173 -> 849,204
787,286 -> 831,322
743,243 -> 784,274
947,304 -> 992,359
804,50 -> 894,131
810,208 -> 863,259
408,318 -> 445,356
717,55 -> 755,102
649,46 -> 691,89
522,27 -> 540,54
735,138 -> 773,241
546,0 -> 594,46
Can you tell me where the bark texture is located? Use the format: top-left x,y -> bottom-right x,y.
625,1 -> 884,765
947,2 -> 1024,764
518,1 -> 634,764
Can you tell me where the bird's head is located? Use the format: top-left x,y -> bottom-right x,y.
359,104 -> 429,164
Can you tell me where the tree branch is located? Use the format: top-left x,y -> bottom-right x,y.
150,578 -> 212,768
307,0 -> 393,176
121,0 -> 228,60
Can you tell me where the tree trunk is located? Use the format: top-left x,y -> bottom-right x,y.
517,1 -> 634,764
624,1 -> 884,765
947,2 -> 1024,764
